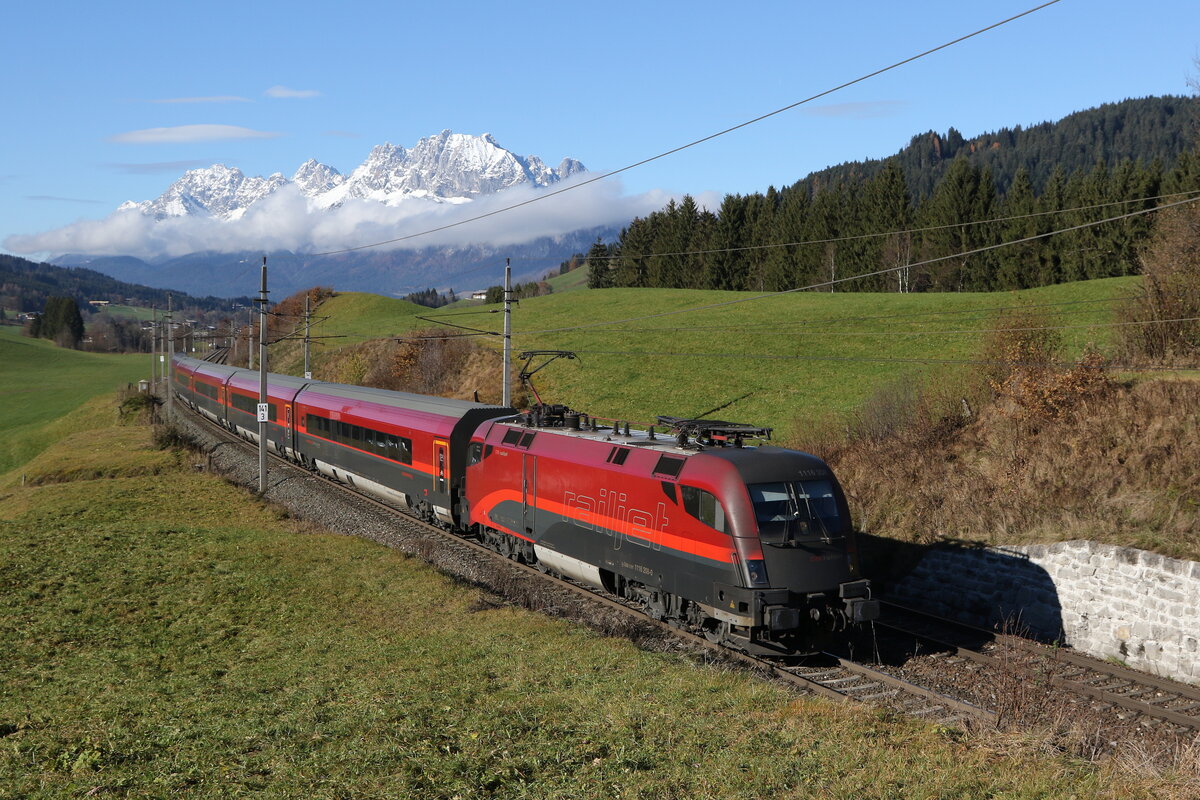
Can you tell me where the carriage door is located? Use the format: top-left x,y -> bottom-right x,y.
433,440 -> 449,497
284,404 -> 293,454
522,455 -> 537,537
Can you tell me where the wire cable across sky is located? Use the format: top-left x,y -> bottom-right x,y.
309,0 -> 1063,257
507,192 -> 1200,338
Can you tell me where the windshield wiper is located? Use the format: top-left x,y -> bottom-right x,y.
792,483 -> 833,544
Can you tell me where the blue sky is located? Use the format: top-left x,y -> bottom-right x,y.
2,0 -> 1197,258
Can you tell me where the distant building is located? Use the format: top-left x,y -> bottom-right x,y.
88,300 -> 111,307
470,291 -> 488,301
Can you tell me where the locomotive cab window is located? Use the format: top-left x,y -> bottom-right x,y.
467,441 -> 484,466
680,485 -> 726,533
749,479 -> 841,543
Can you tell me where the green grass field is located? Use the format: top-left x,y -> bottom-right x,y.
545,265 -> 589,293
92,303 -> 157,321
0,401 -> 1180,798
0,327 -> 151,473
295,277 -> 1143,440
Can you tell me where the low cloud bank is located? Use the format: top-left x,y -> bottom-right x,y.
6,177 -> 678,261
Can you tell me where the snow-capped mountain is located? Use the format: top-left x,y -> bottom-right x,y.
119,165 -> 290,220
118,131 -> 586,220
290,158 -> 345,197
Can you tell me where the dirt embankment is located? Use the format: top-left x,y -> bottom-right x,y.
805,375 -> 1200,559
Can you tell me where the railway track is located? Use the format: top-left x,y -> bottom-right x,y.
875,602 -> 1200,734
202,346 -> 229,365
172,401 -> 995,729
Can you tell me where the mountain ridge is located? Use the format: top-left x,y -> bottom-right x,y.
120,130 -> 586,220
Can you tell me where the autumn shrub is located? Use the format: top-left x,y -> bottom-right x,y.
1115,203 -> 1200,362
314,329 -> 522,405
268,286 -> 337,341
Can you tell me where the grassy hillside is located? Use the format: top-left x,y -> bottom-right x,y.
94,303 -> 156,321
0,398 -> 1187,797
0,327 -> 150,473
286,278 -> 1149,440
545,266 -> 589,293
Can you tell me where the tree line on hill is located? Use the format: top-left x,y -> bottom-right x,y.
480,281 -> 554,304
585,154 -> 1200,293
580,96 -> 1200,293
403,288 -> 459,308
810,96 -> 1197,198
27,297 -> 84,347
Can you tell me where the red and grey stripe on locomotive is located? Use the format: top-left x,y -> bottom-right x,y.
171,354 -> 879,652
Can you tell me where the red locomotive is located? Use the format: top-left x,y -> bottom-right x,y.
172,354 -> 878,652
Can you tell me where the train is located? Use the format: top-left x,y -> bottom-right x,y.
170,353 -> 878,653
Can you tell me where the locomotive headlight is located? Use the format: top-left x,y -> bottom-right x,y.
746,558 -> 770,587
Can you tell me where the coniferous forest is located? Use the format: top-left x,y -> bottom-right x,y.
585,96 -> 1200,293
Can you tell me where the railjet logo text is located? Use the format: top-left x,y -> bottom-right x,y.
562,489 -> 668,550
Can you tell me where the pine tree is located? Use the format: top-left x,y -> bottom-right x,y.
615,222 -> 652,287
32,296 -> 84,347
585,237 -> 615,289
867,162 -> 914,291
997,168 -> 1038,289
706,195 -> 747,290
918,157 -> 980,289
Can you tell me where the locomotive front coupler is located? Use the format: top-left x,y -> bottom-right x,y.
838,579 -> 880,624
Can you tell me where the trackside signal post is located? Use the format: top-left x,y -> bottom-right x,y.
257,257 -> 269,495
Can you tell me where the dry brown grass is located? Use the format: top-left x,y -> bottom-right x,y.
789,302 -> 1200,558
805,375 -> 1200,558
311,327 -> 531,408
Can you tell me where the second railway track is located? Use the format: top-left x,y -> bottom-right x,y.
874,602 -> 1200,734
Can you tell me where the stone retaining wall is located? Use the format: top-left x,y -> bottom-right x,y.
881,540 -> 1200,685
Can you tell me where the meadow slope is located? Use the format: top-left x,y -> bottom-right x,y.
282,278 -> 1146,441
0,327 -> 150,473
1,395 -> 1193,797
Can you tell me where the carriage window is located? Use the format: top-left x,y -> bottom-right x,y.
305,413 -> 412,465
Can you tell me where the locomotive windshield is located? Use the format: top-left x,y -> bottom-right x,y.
749,479 -> 842,544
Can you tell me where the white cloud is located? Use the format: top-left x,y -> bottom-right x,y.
109,125 -> 283,144
264,85 -> 321,99
149,96 -> 251,104
4,176 -> 673,260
